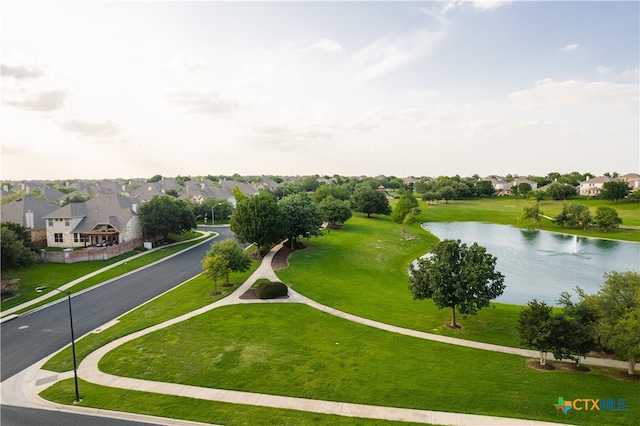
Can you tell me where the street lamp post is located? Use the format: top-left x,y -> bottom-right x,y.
36,286 -> 81,403
212,202 -> 222,226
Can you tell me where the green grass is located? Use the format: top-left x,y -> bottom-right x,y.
278,215 -> 523,347
2,232 -> 212,313
42,253 -> 260,373
97,303 -> 638,426
41,379 -> 428,426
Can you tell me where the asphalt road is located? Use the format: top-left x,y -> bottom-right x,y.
1,226 -> 234,381
1,405 -> 162,426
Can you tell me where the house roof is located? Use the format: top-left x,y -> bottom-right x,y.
0,196 -> 59,229
44,192 -> 136,233
580,176 -> 619,185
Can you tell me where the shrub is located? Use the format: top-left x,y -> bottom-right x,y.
255,281 -> 288,299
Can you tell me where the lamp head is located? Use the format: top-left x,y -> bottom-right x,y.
35,286 -> 46,292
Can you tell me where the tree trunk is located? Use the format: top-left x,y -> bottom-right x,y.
629,359 -> 636,375
540,350 -> 546,365
451,306 -> 457,328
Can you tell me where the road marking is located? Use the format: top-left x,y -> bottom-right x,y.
18,325 -> 29,330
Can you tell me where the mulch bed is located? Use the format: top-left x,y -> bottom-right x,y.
271,245 -> 294,271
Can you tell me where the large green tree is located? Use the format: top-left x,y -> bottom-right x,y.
1,224 -> 39,272
555,203 -> 591,230
318,196 -> 352,228
278,192 -> 324,249
139,195 -> 197,241
203,239 -> 251,284
546,182 -> 576,200
230,192 -> 287,254
590,271 -> 640,374
549,290 -> 598,367
350,184 -> 391,218
391,190 -> 420,224
593,206 -> 622,232
600,181 -> 629,202
518,299 -> 553,365
409,239 -> 505,328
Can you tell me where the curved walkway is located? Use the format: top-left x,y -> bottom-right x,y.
29,243 -> 625,425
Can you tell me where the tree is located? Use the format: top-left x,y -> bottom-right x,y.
474,180 -> 495,197
518,299 -> 553,365
350,184 -> 391,218
278,192 -> 324,249
409,239 -> 505,328
555,203 -> 591,231
547,182 -> 576,200
593,206 -> 622,232
146,174 -> 163,183
600,181 -> 629,202
591,271 -> 640,374
391,190 -> 420,224
319,196 -> 352,228
139,196 -> 197,241
231,186 -> 248,203
401,208 -> 419,239
549,290 -> 598,367
421,191 -> 438,205
202,254 -> 229,293
521,202 -> 543,228
1,226 -> 39,272
516,182 -> 532,197
436,186 -> 456,203
230,192 -> 287,254
204,239 -> 251,284
527,190 -> 547,202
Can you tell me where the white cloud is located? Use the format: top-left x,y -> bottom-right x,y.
170,53 -> 207,75
303,38 -> 344,53
596,65 -> 613,74
3,88 -> 68,111
164,88 -> 240,115
441,0 -> 511,14
346,26 -> 445,84
560,43 -> 580,52
508,79 -> 638,109
57,118 -> 122,139
1,62 -> 45,79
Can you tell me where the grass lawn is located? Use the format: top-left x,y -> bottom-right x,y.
278,215 -> 524,347
42,250 -> 260,373
41,380 -> 428,426
97,303 -> 638,426
1,232 -> 212,313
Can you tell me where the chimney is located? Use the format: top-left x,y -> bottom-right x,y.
25,210 -> 35,229
132,201 -> 139,214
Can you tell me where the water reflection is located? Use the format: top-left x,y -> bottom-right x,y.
422,222 -> 640,306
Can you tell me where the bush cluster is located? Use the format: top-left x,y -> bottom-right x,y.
255,281 -> 288,299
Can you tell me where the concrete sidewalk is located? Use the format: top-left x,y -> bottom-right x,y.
15,242 -> 627,425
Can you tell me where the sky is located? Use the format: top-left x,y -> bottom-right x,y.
1,0 -> 638,181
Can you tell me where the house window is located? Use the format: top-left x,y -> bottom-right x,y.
65,219 -> 70,226
48,219 -> 53,226
54,233 -> 63,243
74,233 -> 88,243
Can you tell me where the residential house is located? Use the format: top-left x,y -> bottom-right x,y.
579,176 -> 620,196
619,173 -> 640,191
0,196 -> 59,248
504,177 -> 538,195
483,176 -> 508,195
42,192 -> 142,249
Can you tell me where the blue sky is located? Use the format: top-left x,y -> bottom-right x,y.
2,1 -> 638,180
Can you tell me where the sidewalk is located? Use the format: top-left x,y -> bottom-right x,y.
10,242 -> 627,425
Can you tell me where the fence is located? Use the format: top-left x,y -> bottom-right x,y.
41,238 -> 145,263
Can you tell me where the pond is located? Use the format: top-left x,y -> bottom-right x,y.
421,222 -> 640,306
